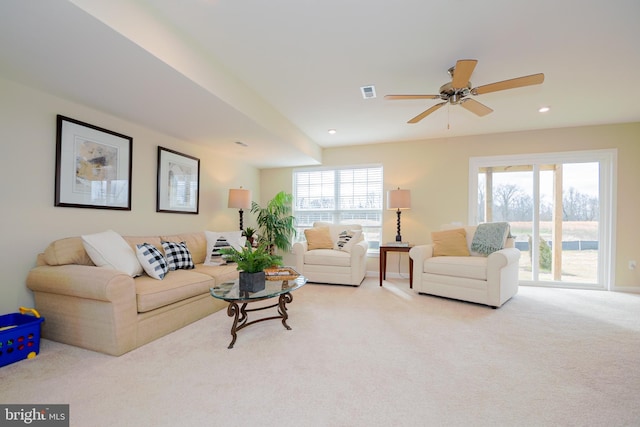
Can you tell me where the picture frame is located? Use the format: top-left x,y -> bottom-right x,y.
55,115 -> 133,210
156,146 -> 200,214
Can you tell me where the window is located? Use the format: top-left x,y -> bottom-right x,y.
293,165 -> 383,252
469,149 -> 616,290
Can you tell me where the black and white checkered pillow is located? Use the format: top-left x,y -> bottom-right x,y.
161,241 -> 195,270
136,243 -> 169,280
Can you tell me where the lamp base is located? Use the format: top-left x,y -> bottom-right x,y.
395,209 -> 403,244
238,209 -> 244,231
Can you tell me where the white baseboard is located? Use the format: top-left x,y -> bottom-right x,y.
611,285 -> 640,294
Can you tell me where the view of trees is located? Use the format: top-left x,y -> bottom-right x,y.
478,184 -> 599,222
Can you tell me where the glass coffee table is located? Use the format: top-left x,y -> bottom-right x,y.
210,274 -> 307,348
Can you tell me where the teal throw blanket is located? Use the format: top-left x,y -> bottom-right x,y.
470,222 -> 510,255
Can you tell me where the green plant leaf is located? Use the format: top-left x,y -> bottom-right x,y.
251,191 -> 296,255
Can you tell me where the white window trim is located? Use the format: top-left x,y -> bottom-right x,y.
292,163 -> 384,254
468,149 -> 617,290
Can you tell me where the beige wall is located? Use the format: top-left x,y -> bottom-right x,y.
263,123 -> 640,290
0,77 -> 261,313
2,74 -> 638,315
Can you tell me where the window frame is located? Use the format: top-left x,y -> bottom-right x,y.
292,164 -> 383,254
468,149 -> 617,290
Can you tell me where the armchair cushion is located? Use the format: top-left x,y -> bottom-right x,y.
304,227 -> 334,250
303,249 -> 352,267
431,228 -> 470,257
424,255 -> 488,280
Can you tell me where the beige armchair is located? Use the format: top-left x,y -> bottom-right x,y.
409,224 -> 520,308
292,222 -> 368,286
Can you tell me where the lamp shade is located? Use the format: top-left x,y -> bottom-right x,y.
228,188 -> 251,209
387,188 -> 411,210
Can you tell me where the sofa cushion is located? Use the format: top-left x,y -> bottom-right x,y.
304,227 -> 334,250
194,263 -> 240,284
304,249 -> 352,267
123,236 -> 163,253
162,241 -> 195,270
135,269 -> 215,313
424,256 -> 488,281
81,230 -> 143,277
136,243 -> 169,280
431,228 -> 471,257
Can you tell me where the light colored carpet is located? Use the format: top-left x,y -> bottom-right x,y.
1,278 -> 639,427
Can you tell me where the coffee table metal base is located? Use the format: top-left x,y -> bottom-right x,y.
226,293 -> 293,349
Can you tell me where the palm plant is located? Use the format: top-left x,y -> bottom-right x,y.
219,241 -> 282,273
242,226 -> 257,246
251,191 -> 296,255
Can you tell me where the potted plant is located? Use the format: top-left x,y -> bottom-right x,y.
251,191 -> 296,256
242,226 -> 257,247
220,241 -> 282,292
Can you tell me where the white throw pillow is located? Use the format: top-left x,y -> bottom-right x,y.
81,230 -> 143,277
204,231 -> 246,266
334,230 -> 363,253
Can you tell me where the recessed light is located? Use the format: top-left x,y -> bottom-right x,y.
328,129 -> 337,135
538,106 -> 550,113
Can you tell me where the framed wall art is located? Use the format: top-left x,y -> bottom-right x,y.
156,146 -> 200,214
55,115 -> 133,210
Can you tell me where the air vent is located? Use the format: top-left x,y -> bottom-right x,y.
360,85 -> 376,99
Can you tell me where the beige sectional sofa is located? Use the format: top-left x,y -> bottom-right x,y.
26,232 -> 239,356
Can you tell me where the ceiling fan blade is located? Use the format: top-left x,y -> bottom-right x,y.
385,94 -> 441,100
451,59 -> 477,89
472,73 -> 545,95
408,102 -> 446,124
460,98 -> 493,116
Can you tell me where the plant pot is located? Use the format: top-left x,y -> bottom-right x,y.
239,271 -> 266,292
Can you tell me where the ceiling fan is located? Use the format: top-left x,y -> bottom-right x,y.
385,59 -> 544,124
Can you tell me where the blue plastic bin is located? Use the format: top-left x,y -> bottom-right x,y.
0,307 -> 44,368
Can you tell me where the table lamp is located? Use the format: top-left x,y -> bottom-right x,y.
228,187 -> 251,230
387,187 -> 411,242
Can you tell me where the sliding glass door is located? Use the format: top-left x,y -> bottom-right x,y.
469,150 -> 616,289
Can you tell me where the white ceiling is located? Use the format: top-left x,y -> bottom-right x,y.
1,0 -> 639,168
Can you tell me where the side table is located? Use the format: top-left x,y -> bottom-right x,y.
379,245 -> 414,288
